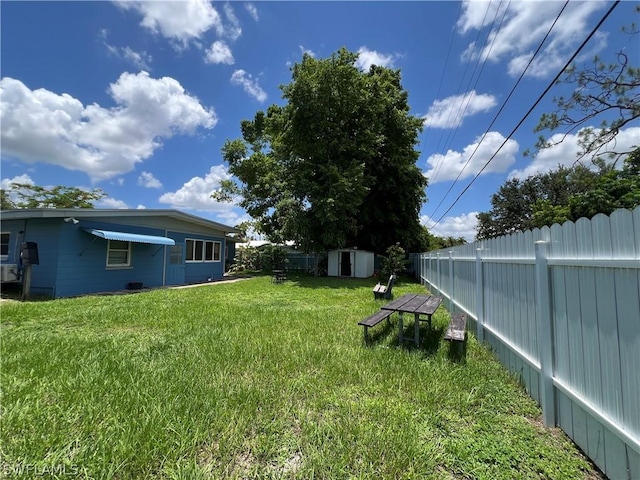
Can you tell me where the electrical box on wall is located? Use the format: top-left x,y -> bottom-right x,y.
0,264 -> 19,282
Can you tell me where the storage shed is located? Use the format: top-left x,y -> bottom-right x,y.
327,249 -> 374,278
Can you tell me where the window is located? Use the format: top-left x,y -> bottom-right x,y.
107,240 -> 130,267
1,233 -> 9,258
186,239 -> 221,262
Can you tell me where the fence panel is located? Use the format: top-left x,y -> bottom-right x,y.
414,206 -> 640,479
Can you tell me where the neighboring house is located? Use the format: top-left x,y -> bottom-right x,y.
327,249 -> 374,278
0,209 -> 240,298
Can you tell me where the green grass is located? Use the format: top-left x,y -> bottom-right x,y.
1,274 -> 600,479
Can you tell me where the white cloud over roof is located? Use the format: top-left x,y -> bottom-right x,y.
158,165 -> 236,213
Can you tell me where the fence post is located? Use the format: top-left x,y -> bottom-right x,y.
535,240 -> 555,427
449,250 -> 455,312
475,248 -> 484,343
437,253 -> 441,297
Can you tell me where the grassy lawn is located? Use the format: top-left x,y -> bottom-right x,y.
1,274 -> 600,479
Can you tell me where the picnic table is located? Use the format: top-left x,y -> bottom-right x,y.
381,293 -> 443,346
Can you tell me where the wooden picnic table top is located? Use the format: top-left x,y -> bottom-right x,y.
380,293 -> 442,316
380,293 -> 418,311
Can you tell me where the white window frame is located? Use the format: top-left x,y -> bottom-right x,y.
186,238 -> 221,263
106,239 -> 131,267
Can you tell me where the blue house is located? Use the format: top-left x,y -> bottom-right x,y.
0,209 -> 241,298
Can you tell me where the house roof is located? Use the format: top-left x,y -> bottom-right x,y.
0,208 -> 242,235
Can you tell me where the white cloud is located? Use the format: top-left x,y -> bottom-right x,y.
205,40 -> 234,65
102,29 -> 153,70
299,45 -> 316,58
0,73 -> 217,182
423,91 -> 497,129
1,174 -> 34,190
421,212 -> 479,242
98,197 -> 129,209
457,0 -> 606,78
223,3 -> 242,41
508,126 -> 640,180
355,47 -> 396,71
116,0 -> 223,48
138,171 -> 163,189
159,165 -> 236,212
245,3 -> 259,22
121,46 -> 153,71
230,70 -> 266,102
1,174 -> 35,206
425,132 -> 519,183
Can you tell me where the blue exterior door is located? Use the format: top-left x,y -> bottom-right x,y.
166,244 -> 185,285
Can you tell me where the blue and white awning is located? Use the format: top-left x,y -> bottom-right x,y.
83,229 -> 175,246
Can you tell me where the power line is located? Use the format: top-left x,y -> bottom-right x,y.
427,0 -> 568,223
429,0 -> 621,230
428,0 -> 495,183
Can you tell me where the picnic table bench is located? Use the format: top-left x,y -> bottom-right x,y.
358,293 -> 443,346
444,313 -> 467,354
358,309 -> 393,342
272,269 -> 286,284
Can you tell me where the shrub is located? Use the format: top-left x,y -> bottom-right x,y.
379,243 -> 408,280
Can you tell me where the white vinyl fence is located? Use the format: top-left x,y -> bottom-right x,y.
413,207 -> 640,480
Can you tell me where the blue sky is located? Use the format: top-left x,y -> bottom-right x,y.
1,1 -> 638,242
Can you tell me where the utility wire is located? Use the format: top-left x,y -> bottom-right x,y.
429,0 -> 621,230
435,0 -> 509,171
428,0 -> 494,183
427,0 -> 566,223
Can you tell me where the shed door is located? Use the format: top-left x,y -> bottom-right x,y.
166,245 -> 185,285
340,251 -> 352,277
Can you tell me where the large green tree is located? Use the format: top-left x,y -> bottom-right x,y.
214,48 -> 427,253
0,183 -> 106,209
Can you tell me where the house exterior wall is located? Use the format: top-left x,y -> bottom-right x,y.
1,211 -> 236,298
166,230 -> 225,284
1,218 -> 62,296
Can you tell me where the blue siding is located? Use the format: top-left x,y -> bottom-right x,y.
167,230 -> 226,284
5,218 -> 63,297
54,221 -> 169,297
2,214 -> 232,298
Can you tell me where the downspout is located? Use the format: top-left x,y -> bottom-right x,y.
222,235 -> 227,274
162,229 -> 168,286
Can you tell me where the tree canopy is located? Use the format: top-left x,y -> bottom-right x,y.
531,6 -> 639,165
476,148 -> 639,240
0,183 -> 106,209
479,12 -> 640,241
213,48 -> 427,254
